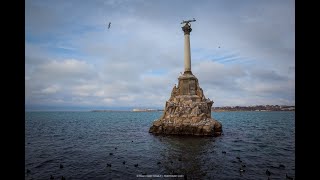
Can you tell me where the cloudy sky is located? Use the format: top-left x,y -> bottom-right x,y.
25,0 -> 295,111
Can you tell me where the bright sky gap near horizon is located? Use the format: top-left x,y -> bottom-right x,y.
25,0 -> 295,111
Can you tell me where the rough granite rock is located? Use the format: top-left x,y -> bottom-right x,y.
149,72 -> 222,136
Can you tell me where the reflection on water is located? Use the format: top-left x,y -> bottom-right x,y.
157,135 -> 212,178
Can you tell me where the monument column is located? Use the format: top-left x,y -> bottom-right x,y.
149,18 -> 222,137
182,22 -> 193,74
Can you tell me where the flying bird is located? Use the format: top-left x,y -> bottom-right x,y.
108,22 -> 111,29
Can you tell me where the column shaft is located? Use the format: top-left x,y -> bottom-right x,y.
184,34 -> 191,72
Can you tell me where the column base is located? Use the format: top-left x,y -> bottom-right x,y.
183,70 -> 193,75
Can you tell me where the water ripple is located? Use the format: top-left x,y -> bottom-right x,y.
25,111 -> 295,179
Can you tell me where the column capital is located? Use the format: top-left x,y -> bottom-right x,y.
182,23 -> 192,35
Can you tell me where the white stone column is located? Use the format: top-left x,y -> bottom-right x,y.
182,23 -> 192,74
184,34 -> 191,72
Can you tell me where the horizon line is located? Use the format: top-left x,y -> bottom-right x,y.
25,104 -> 295,112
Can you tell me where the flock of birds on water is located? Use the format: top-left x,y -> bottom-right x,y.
26,143 -> 295,180
222,150 -> 294,180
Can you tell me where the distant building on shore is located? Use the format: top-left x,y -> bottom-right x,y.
211,105 -> 295,112
132,108 -> 163,112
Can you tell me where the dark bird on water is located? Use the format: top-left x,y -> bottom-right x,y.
222,151 -> 226,154
279,164 -> 285,168
60,164 -> 63,169
134,164 -> 139,167
123,161 -> 126,165
286,173 -> 294,179
236,157 -> 240,160
266,169 -> 271,176
108,22 -> 111,29
107,163 -> 112,167
109,153 -> 113,155
50,175 -> 54,179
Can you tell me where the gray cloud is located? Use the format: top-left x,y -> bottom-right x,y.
25,0 -> 295,109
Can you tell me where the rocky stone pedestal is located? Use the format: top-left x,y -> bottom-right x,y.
149,72 -> 222,136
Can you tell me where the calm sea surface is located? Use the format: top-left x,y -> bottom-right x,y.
25,111 -> 295,180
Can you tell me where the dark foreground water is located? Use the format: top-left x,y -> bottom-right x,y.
25,111 -> 295,180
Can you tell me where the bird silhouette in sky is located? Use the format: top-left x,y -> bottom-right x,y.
108,22 -> 111,29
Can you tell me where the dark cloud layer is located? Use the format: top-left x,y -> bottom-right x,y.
25,0 -> 295,110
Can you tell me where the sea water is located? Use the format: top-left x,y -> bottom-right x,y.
25,111 -> 295,179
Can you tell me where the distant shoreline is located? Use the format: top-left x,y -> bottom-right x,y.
26,105 -> 295,112
90,110 -> 294,112
25,110 -> 294,112
212,110 -> 295,112
91,110 -> 164,112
